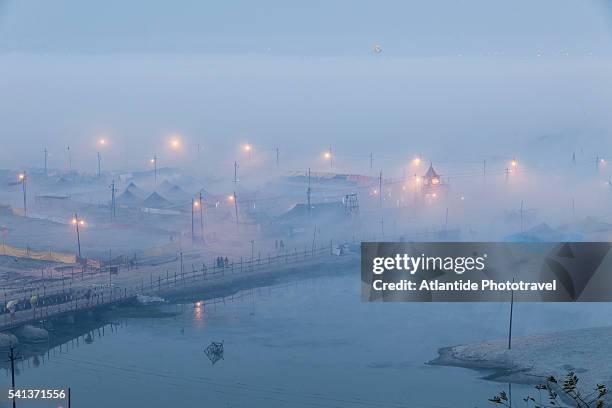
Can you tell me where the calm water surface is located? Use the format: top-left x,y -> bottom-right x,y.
3,267 -> 612,408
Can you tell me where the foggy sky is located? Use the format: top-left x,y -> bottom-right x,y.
1,0 -> 612,172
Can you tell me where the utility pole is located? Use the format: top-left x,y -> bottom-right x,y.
234,161 -> 239,184
109,248 -> 112,286
483,159 -> 487,187
250,240 -> 254,265
520,200 -> 524,233
96,151 -> 101,177
109,179 -> 117,221
8,346 -> 19,408
370,153 -> 373,174
276,147 -> 280,167
18,172 -> 27,216
307,168 -> 311,213
233,191 -> 239,229
444,207 -> 449,232
180,249 -> 184,277
44,147 -> 48,177
74,213 -> 82,260
67,146 -> 72,171
379,170 -> 383,209
329,146 -> 333,169
191,198 -> 195,243
152,154 -> 158,186
199,191 -> 204,240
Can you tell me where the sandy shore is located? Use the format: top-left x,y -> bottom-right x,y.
430,326 -> 612,402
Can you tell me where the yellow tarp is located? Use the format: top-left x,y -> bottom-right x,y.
0,243 -> 76,264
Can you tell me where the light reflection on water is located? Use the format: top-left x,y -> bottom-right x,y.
4,270 -> 612,408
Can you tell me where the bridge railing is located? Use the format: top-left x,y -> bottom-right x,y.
0,244 -> 339,330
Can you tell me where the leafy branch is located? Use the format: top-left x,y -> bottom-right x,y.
488,372 -> 607,408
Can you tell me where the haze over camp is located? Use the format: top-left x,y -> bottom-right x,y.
1,1 -> 612,407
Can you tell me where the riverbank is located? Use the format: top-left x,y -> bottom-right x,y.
430,326 -> 612,402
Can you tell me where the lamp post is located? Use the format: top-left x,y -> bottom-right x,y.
324,148 -> 332,169
97,138 -> 106,178
150,154 -> 158,185
18,172 -> 27,216
191,198 -> 198,242
250,240 -> 254,269
67,146 -> 72,171
169,138 -> 180,150
199,192 -> 204,239
72,214 -> 84,260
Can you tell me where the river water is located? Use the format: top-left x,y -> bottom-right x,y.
3,266 -> 612,408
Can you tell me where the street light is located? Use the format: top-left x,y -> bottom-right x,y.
18,172 -> 27,216
243,144 -> 252,161
169,136 -> 181,150
150,154 -> 158,185
191,199 -> 200,242
510,158 -> 518,168
72,214 -> 84,260
97,138 -> 108,177
324,147 -> 333,169
198,192 -> 204,240
412,156 -> 421,166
